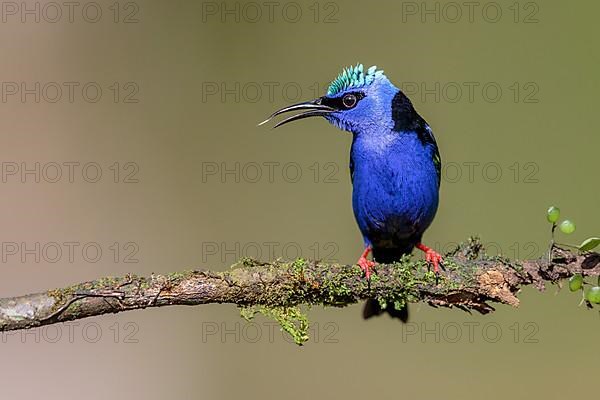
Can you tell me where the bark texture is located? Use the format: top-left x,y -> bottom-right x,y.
0,239 -> 597,343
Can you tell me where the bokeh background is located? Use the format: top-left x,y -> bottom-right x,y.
0,0 -> 598,398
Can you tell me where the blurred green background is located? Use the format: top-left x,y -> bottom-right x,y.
0,0 -> 598,398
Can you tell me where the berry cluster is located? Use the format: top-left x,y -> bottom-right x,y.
547,206 -> 600,305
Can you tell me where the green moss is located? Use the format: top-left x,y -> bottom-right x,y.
238,257 -> 261,268
230,236 -> 500,345
423,270 -> 437,281
166,270 -> 196,284
366,256 -> 426,312
291,258 -> 307,270
368,269 -> 382,284
318,263 -> 363,306
46,286 -> 78,315
94,276 -> 120,288
239,306 -> 256,321
443,259 -> 462,271
239,305 -> 309,345
139,279 -> 151,290
47,287 -> 74,304
393,300 -> 405,311
287,259 -> 309,283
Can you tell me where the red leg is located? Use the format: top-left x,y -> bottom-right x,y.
357,245 -> 376,279
416,243 -> 443,273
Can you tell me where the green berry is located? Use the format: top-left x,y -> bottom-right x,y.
587,287 -> 600,304
546,206 -> 560,223
559,220 -> 576,234
568,274 -> 583,292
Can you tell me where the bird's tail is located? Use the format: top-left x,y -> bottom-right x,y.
363,298 -> 409,322
362,245 -> 414,323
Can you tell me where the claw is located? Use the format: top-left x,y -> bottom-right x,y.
416,243 -> 443,274
358,257 -> 376,280
357,245 -> 376,279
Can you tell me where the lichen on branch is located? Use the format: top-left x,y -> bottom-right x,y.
0,238 -> 598,345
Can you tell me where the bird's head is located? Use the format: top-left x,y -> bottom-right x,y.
260,64 -> 399,134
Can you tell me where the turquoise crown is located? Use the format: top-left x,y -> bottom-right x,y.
326,64 -> 384,96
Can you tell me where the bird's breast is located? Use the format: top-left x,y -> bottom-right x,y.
350,137 -> 439,244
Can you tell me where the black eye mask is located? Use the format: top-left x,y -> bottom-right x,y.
319,92 -> 365,110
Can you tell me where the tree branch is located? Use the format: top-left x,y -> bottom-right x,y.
1,239 -> 598,342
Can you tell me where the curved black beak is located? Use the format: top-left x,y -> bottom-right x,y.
258,98 -> 335,129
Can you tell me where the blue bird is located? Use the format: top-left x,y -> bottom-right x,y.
260,64 -> 442,321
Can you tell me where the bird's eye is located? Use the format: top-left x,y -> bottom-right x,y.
342,94 -> 357,109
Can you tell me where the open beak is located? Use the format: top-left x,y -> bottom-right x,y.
258,98 -> 336,128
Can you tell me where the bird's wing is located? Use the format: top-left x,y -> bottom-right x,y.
432,146 -> 441,187
420,125 -> 442,187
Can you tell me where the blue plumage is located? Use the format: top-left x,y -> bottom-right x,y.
351,127 -> 440,258
261,64 -> 442,321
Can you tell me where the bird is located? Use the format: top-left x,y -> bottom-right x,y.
259,64 -> 442,322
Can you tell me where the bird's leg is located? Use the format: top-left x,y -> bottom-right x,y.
416,243 -> 443,274
357,245 -> 376,279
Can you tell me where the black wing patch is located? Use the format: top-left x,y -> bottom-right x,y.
391,90 -> 442,187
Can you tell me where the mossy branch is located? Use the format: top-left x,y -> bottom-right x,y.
0,238 -> 598,344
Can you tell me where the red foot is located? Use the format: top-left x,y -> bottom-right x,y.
357,246 -> 376,279
416,243 -> 443,273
